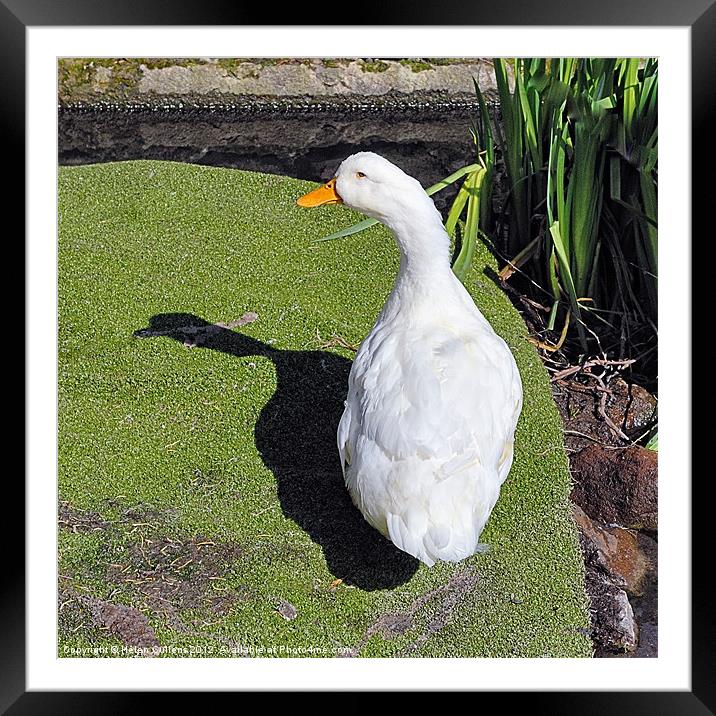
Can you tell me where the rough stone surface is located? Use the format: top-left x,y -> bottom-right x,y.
556,376 -> 658,657
573,503 -> 658,656
570,445 -> 658,529
577,517 -> 638,654
572,505 -> 650,596
139,59 -> 497,98
553,379 -> 657,453
59,58 -> 501,105
587,570 -> 639,654
605,378 -> 658,441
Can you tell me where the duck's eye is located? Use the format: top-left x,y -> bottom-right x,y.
355,171 -> 367,179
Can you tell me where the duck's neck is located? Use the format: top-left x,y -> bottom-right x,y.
384,203 -> 454,291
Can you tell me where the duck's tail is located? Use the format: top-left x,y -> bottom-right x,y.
386,513 -> 486,567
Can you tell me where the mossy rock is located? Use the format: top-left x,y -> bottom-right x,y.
58,160 -> 592,658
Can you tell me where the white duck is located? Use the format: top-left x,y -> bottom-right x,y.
297,152 -> 522,566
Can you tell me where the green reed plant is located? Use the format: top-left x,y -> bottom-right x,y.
488,58 -> 658,355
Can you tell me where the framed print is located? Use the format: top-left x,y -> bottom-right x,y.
11,0 -> 710,710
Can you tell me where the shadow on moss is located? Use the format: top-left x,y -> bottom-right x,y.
134,312 -> 420,591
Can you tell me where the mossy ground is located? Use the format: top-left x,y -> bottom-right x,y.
58,160 -> 592,657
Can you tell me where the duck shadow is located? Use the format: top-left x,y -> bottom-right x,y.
134,313 -> 419,590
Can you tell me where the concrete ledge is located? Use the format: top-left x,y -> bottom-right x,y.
59,58 -> 502,109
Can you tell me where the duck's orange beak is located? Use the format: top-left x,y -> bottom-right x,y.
296,178 -> 342,207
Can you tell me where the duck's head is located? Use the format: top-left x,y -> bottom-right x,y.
297,152 -> 438,228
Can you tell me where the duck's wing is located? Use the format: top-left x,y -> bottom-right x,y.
433,327 -> 522,485
359,325 -> 522,469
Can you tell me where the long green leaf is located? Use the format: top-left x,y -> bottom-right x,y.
445,179 -> 470,238
452,168 -> 485,283
549,221 -> 587,348
314,217 -> 379,243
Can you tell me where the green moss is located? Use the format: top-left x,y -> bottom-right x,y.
60,58 -> 268,102
58,59 -> 95,98
58,160 -> 591,658
214,58 -> 313,71
361,59 -> 390,73
425,57 -> 476,66
321,59 -> 350,69
399,59 -> 435,73
58,58 -> 209,103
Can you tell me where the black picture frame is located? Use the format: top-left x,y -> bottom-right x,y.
10,0 -> 707,710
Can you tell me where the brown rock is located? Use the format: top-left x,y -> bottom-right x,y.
553,379 -> 657,454
570,445 -> 658,529
572,505 -> 650,596
606,378 -> 658,440
274,598 -> 298,621
587,570 -> 639,655
573,507 -> 639,654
